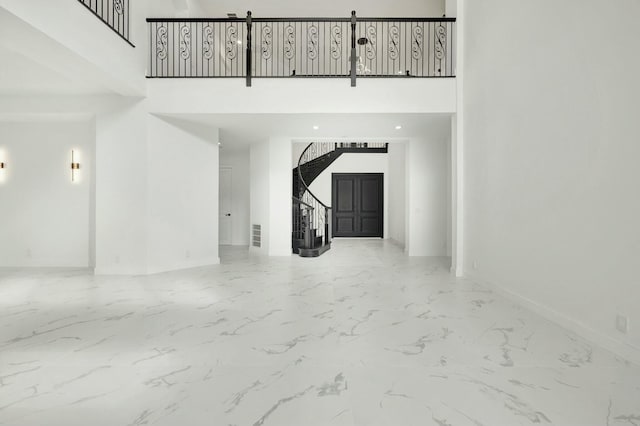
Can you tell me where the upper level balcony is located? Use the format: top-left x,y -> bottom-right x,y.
146,12 -> 456,87
0,1 -> 457,113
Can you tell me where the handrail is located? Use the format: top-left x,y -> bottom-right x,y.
292,196 -> 314,210
297,143 -> 331,210
78,0 -> 134,47
146,18 -> 245,23
146,17 -> 457,23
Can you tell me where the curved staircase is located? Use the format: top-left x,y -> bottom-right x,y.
292,142 -> 388,257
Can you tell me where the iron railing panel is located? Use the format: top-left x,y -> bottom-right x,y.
78,0 -> 133,46
146,13 -> 455,82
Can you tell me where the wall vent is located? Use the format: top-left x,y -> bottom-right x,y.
252,224 -> 261,247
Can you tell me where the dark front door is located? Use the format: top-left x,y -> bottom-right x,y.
332,173 -> 383,237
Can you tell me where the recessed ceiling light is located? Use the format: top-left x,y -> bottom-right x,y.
218,142 -> 222,146
395,125 -> 402,130
313,125 -> 319,130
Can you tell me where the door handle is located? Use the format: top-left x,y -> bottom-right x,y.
225,213 -> 231,216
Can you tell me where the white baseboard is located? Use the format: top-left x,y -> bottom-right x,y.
146,257 -> 220,275
94,265 -> 150,276
388,238 -> 406,250
95,257 -> 220,276
466,271 -> 640,367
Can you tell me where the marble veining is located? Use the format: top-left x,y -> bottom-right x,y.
0,240 -> 639,425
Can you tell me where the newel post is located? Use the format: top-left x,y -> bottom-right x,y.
246,11 -> 252,87
350,10 -> 357,87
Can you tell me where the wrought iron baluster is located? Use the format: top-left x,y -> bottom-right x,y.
147,15 -> 455,79
77,0 -> 132,45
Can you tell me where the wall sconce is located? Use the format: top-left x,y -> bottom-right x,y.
71,150 -> 80,182
0,160 -> 6,185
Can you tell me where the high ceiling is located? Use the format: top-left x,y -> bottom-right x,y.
0,48 -> 111,96
149,0 -> 446,19
156,113 -> 452,153
199,0 -> 445,18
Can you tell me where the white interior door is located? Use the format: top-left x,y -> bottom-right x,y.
219,167 -> 232,245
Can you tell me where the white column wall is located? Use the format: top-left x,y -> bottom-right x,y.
146,116 -> 220,273
463,0 -> 640,363
388,142 -> 407,248
94,102 -> 149,274
249,140 -> 270,255
268,137 -> 293,256
249,137 -> 293,257
406,137 -> 449,257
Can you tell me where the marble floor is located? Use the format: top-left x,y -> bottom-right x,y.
0,240 -> 638,426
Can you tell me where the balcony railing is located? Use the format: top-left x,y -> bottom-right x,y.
147,12 -> 455,86
78,0 -> 133,46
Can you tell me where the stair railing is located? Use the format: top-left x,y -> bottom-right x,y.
295,142 -> 335,248
78,0 -> 134,46
292,196 -> 315,245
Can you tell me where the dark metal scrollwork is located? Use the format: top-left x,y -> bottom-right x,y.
389,25 -> 399,60
261,25 -> 273,60
366,25 -> 377,60
435,24 -> 447,60
330,25 -> 342,60
412,26 -> 423,60
308,25 -> 318,60
226,26 -> 238,60
180,25 -> 191,60
203,25 -> 214,60
156,26 -> 168,60
114,0 -> 124,15
284,25 -> 295,60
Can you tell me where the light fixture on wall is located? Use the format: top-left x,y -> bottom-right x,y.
0,150 -> 6,184
71,150 -> 80,182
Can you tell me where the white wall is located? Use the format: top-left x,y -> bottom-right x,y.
0,120 -> 94,267
94,101 -> 149,274
268,137 -> 293,256
445,0 -> 457,17
146,116 -> 220,273
0,0 -> 147,95
446,129 -> 452,256
0,99 -> 224,275
147,79 -> 456,115
196,0 -> 444,18
249,140 -> 270,255
308,153 -> 389,238
292,142 -> 308,167
406,137 -> 449,257
220,149 -> 250,246
250,137 -> 292,256
463,0 -> 640,363
388,142 -> 407,247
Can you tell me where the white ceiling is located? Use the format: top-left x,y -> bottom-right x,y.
149,0 -> 445,18
0,48 -> 112,96
199,0 -> 445,18
156,113 -> 452,153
